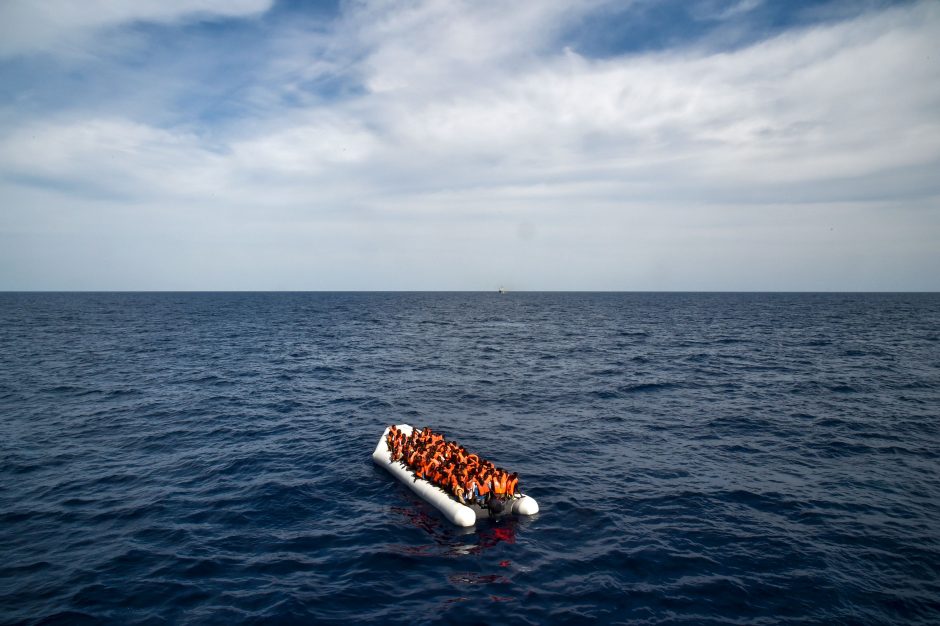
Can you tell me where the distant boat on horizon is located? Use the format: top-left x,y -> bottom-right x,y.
498,286 -> 507,294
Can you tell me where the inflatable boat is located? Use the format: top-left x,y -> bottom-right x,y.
372,424 -> 539,527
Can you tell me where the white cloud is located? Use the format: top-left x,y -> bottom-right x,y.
1,0 -> 939,289
0,119 -> 227,199
5,1 -> 939,200
0,0 -> 273,57
348,0 -> 592,94
345,0 -> 940,194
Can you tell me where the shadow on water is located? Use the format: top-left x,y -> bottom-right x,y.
387,503 -> 522,558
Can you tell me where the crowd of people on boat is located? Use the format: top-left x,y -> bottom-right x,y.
385,425 -> 519,506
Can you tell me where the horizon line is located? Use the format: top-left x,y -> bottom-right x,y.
2,290 -> 938,295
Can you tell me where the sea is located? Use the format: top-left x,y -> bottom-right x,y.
1,292 -> 939,625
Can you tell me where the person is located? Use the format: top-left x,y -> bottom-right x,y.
507,472 -> 518,497
386,424 -> 522,505
493,470 -> 507,498
476,470 -> 490,505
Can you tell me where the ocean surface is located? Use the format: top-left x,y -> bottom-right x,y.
1,292 -> 939,625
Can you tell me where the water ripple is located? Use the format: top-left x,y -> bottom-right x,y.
1,292 -> 939,624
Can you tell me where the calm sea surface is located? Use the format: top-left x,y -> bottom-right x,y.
1,292 -> 939,625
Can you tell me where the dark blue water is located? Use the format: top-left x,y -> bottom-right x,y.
2,292 -> 939,625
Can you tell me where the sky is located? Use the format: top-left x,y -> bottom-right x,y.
0,0 -> 938,291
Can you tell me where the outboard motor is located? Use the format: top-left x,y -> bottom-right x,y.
487,497 -> 506,516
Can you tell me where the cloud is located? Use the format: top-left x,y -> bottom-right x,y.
0,119 -> 226,200
5,1 -> 939,201
1,0 -> 939,289
691,0 -> 764,22
0,0 -> 273,57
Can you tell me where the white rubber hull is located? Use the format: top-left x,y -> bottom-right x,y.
372,424 -> 539,527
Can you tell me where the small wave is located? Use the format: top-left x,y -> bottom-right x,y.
42,385 -> 101,397
5,460 -> 43,475
618,382 -> 676,394
617,330 -> 650,338
4,291 -> 939,625
829,383 -> 861,393
309,365 -> 352,376
899,380 -> 935,390
103,388 -> 142,399
34,611 -> 101,625
183,374 -> 234,387
359,398 -> 394,410
587,368 -> 620,377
